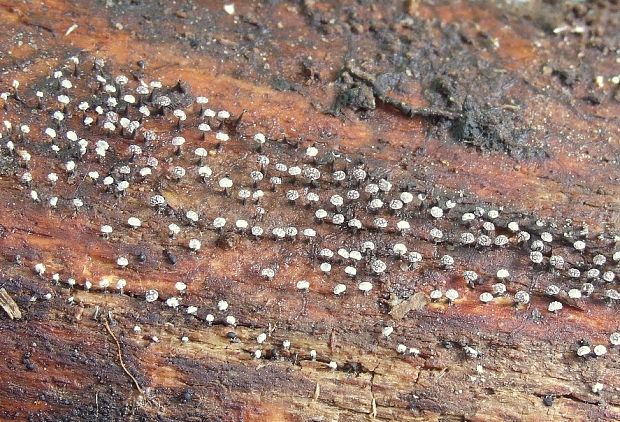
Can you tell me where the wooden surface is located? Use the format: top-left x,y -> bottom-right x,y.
0,0 -> 619,421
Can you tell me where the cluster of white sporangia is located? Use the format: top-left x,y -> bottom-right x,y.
2,56 -> 618,370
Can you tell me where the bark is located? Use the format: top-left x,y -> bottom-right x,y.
0,1 -> 619,421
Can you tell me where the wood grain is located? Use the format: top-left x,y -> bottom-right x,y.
0,1 -> 619,421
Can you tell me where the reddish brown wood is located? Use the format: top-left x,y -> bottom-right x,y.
0,1 -> 619,421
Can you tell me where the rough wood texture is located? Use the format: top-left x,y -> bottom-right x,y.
0,1 -> 619,421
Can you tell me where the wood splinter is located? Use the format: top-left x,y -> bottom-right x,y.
104,314 -> 144,394
0,288 -> 22,320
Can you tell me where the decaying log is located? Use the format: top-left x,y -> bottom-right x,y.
0,1 -> 619,421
